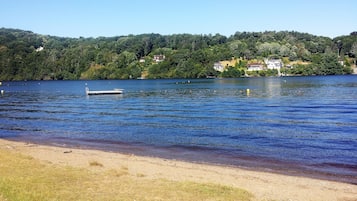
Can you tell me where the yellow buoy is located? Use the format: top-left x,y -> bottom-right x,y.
246,89 -> 250,96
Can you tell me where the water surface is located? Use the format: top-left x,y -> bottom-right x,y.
1,76 -> 356,183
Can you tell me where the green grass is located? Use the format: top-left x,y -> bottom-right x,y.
0,149 -> 252,201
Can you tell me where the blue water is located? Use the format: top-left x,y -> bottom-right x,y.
1,76 -> 356,183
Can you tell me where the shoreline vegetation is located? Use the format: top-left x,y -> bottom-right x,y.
0,28 -> 356,81
0,139 -> 356,201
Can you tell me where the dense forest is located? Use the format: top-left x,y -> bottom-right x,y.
0,28 -> 356,81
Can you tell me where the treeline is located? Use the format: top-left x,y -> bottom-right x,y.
0,28 -> 356,80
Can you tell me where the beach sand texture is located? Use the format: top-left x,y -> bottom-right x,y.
0,139 -> 356,201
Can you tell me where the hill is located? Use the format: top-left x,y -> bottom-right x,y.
0,28 -> 356,80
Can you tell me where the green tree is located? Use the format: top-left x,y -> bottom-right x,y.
221,67 -> 244,78
0,28 -> 355,80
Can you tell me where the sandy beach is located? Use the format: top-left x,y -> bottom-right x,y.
0,139 -> 356,201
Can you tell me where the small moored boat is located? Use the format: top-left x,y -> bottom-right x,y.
85,87 -> 124,95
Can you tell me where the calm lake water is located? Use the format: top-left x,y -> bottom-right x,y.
1,76 -> 356,183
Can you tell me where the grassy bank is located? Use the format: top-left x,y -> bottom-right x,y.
0,149 -> 252,201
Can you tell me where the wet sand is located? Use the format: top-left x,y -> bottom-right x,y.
1,139 -> 356,201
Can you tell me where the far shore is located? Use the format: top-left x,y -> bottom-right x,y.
0,138 -> 356,201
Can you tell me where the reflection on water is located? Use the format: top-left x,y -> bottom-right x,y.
263,78 -> 282,97
0,76 -> 357,182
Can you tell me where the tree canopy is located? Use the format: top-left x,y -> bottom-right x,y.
0,28 -> 355,80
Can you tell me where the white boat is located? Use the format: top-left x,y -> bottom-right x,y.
85,87 -> 124,95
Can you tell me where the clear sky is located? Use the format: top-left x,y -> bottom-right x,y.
1,0 -> 356,38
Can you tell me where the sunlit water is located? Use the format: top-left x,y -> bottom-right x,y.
1,76 -> 356,183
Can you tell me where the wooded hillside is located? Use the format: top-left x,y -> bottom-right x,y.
0,28 -> 356,80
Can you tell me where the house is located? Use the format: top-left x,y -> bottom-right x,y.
265,59 -> 283,70
153,55 -> 165,62
285,64 -> 293,69
247,63 -> 264,71
35,46 -> 44,52
139,57 -> 145,63
213,62 -> 225,72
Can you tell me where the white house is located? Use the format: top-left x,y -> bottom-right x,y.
247,63 -> 264,71
35,46 -> 44,52
139,57 -> 145,63
265,59 -> 283,70
213,62 -> 225,72
153,55 -> 165,62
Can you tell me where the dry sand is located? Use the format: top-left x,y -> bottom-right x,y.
0,139 -> 356,201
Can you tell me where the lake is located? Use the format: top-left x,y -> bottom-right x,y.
0,76 -> 356,183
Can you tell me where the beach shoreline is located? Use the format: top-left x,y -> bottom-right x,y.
1,138 -> 356,201
7,136 -> 357,185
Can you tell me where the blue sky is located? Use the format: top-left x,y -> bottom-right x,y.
1,0 -> 356,38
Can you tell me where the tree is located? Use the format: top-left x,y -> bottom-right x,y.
350,42 -> 357,57
229,40 -> 248,58
0,28 -> 355,80
221,67 -> 244,78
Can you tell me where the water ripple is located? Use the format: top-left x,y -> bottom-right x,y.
1,76 -> 357,182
